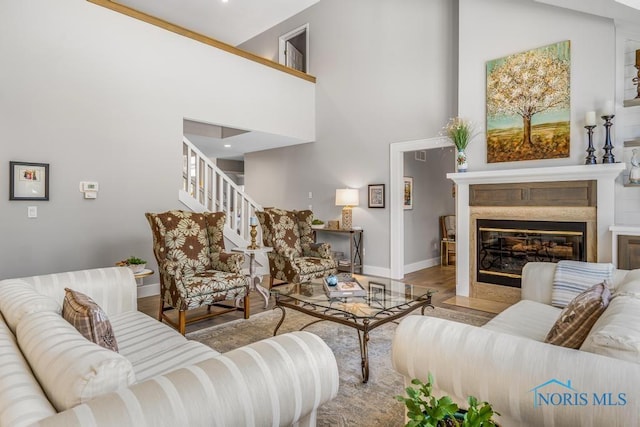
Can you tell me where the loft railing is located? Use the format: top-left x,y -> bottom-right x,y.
182,136 -> 262,242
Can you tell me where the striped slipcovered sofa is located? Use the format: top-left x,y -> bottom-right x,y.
0,267 -> 339,427
393,262 -> 640,426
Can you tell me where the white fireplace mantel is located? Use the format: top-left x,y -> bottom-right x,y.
447,163 -> 626,297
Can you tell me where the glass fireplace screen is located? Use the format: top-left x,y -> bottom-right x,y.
477,219 -> 586,288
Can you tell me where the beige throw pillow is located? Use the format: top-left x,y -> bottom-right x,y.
62,287 -> 118,352
545,282 -> 611,349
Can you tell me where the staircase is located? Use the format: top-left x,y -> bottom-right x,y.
179,136 -> 268,274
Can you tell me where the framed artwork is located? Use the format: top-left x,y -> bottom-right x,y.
404,284 -> 413,300
368,184 -> 385,208
486,40 -> 571,163
403,177 -> 413,210
369,282 -> 386,304
10,161 -> 49,201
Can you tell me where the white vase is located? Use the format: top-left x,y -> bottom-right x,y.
630,149 -> 640,184
457,149 -> 468,172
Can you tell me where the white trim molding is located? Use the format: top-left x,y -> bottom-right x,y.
389,136 -> 452,279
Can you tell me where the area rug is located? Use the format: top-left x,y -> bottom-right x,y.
187,307 -> 492,427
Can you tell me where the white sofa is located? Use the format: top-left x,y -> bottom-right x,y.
0,267 -> 339,427
392,262 -> 640,427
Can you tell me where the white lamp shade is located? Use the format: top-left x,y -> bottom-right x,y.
335,188 -> 359,206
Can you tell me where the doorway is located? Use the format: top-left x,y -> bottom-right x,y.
279,24 -> 309,73
389,137 -> 453,279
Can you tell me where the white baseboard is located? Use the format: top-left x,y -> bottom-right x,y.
363,265 -> 391,278
363,258 -> 439,279
137,282 -> 160,298
404,258 -> 440,274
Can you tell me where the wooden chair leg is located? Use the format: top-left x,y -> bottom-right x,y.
178,310 -> 186,336
243,294 -> 250,319
269,276 -> 274,289
158,300 -> 164,321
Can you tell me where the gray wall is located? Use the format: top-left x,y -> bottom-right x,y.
403,149 -> 455,268
458,0 -> 615,171
241,0 -> 458,273
0,0 -> 314,280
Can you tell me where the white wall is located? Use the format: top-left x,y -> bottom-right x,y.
0,0 -> 315,279
454,0 -> 637,284
241,0 -> 458,273
458,0 -> 616,173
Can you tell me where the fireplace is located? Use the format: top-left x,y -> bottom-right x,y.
476,219 -> 586,288
446,163 -> 624,302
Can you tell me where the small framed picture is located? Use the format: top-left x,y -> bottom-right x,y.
369,282 -> 386,304
403,176 -> 413,210
10,161 -> 49,201
405,284 -> 413,300
368,184 -> 385,208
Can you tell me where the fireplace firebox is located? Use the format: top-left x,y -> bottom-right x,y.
476,219 -> 586,288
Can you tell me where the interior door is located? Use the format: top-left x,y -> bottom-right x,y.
285,41 -> 304,72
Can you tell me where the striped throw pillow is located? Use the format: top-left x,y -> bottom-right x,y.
551,260 -> 614,308
545,282 -> 611,349
62,288 -> 118,352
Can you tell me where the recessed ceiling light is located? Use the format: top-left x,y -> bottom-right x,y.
222,0 -> 229,3
224,144 -> 231,148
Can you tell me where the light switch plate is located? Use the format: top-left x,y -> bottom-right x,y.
28,206 -> 37,218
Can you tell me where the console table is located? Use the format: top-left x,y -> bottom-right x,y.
314,228 -> 363,274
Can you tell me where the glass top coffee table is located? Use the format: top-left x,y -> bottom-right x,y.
271,274 -> 434,383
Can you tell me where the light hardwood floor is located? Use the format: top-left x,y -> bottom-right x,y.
137,265 -> 502,334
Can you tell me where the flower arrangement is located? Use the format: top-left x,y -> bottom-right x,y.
443,117 -> 477,151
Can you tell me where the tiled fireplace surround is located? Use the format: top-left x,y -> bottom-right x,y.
448,163 -> 625,301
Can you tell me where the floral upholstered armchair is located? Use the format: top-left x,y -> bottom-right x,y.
145,210 -> 249,335
256,208 -> 337,287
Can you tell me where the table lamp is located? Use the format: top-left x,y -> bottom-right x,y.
335,188 -> 359,230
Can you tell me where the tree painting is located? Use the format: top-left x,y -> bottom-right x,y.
486,41 -> 570,163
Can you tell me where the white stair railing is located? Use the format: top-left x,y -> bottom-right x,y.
181,136 -> 263,245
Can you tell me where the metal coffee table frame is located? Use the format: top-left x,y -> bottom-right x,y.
272,278 -> 434,383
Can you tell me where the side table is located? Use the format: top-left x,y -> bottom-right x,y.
232,246 -> 273,308
314,228 -> 363,274
133,269 -> 154,286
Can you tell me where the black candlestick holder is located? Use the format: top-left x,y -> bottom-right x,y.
584,125 -> 597,165
634,65 -> 640,99
601,115 -> 615,164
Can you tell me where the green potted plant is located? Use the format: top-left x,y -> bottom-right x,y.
117,256 -> 147,273
311,218 -> 325,229
396,374 -> 500,427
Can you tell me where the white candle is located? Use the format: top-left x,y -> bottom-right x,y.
603,100 -> 614,116
249,216 -> 257,226
585,111 -> 596,126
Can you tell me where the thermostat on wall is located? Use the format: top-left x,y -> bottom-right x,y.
79,181 -> 99,199
80,181 -> 99,192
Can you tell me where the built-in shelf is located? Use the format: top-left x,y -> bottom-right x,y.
624,139 -> 640,147
624,98 -> 640,107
